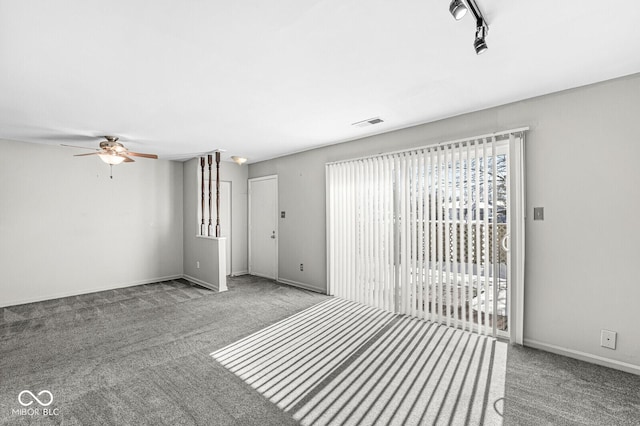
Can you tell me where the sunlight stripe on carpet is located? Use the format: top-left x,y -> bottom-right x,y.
211,298 -> 506,425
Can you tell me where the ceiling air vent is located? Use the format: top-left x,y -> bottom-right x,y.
352,117 -> 384,128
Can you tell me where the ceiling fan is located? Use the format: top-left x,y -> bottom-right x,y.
63,136 -> 158,178
63,136 -> 158,164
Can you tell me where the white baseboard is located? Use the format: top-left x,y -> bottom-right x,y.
183,274 -> 220,292
230,270 -> 249,277
277,278 -> 326,294
524,339 -> 640,376
250,271 -> 276,280
1,275 -> 183,308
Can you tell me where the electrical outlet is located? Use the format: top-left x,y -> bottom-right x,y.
300,263 -> 304,271
196,261 -> 200,269
601,329 -> 617,350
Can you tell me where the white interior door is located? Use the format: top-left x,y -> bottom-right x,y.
249,176 -> 278,279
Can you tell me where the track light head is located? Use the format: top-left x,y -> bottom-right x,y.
449,0 -> 468,20
474,37 -> 487,54
474,24 -> 488,54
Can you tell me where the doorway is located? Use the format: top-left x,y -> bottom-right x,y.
249,175 -> 278,279
326,130 -> 526,341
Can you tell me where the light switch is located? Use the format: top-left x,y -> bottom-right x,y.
534,207 -> 544,221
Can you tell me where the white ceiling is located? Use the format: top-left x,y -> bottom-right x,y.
1,1 -> 639,163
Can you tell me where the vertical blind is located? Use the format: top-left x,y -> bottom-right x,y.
327,134 -> 519,337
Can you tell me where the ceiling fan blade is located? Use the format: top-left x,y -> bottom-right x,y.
62,144 -> 99,151
42,133 -> 101,142
74,152 -> 101,157
121,155 -> 135,163
126,152 -> 158,159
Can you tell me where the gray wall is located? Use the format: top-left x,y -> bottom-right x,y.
183,158 -> 248,287
222,160 -> 249,276
0,139 -> 184,306
249,73 -> 640,370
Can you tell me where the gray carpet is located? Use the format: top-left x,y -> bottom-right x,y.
212,298 -> 507,425
504,345 -> 640,425
1,276 -> 639,425
1,277 -> 328,425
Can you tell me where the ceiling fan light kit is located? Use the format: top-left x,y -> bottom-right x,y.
98,152 -> 125,165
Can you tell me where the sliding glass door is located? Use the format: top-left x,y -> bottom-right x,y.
326,130 -> 526,340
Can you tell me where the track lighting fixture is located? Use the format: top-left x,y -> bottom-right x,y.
474,24 -> 488,54
449,0 -> 467,20
450,0 -> 489,54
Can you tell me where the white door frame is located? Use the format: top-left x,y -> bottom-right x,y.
248,175 -> 278,280
508,134 -> 526,345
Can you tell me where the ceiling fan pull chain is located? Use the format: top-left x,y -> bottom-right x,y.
110,164 -> 113,179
